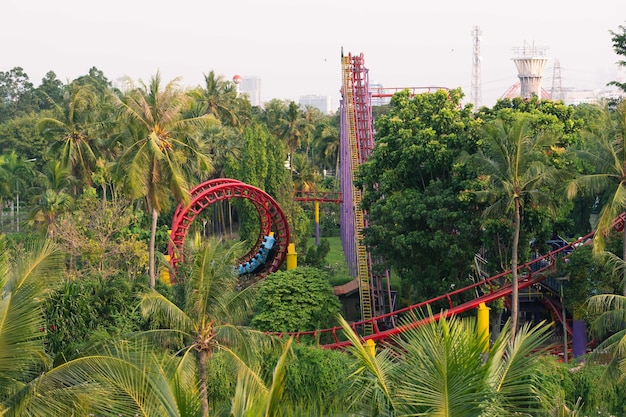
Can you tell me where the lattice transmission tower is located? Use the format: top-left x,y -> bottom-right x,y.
470,26 -> 482,109
550,59 -> 563,101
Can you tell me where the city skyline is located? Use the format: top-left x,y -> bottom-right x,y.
3,0 -> 625,110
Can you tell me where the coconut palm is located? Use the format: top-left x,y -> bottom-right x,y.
566,100 -> 626,295
27,188 -> 74,239
8,338 -> 202,417
37,83 -> 99,193
587,292 -> 626,382
190,70 -> 240,128
469,115 -> 560,340
284,101 -> 310,176
114,71 -> 214,287
341,312 -> 557,417
0,237 -> 64,414
138,238 -> 270,417
229,337 -> 292,417
0,151 -> 34,232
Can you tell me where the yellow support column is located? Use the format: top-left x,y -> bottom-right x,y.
314,200 -> 320,246
286,243 -> 297,270
477,302 -> 490,352
160,255 -> 171,285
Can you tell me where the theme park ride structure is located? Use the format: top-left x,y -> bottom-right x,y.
281,214 -> 625,349
168,178 -> 290,283
339,51 -> 452,333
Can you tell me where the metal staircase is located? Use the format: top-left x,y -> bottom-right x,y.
342,54 -> 374,334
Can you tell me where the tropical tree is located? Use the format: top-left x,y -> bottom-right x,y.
138,238 -> 270,417
0,151 -> 35,232
311,114 -> 340,178
566,100 -> 626,295
358,89 -> 483,306
27,188 -> 74,239
114,71 -> 214,287
229,337 -> 293,417
190,70 -> 240,128
284,101 -> 311,176
251,267 -> 341,333
587,293 -> 626,383
341,313 -> 559,416
469,115 -> 560,340
37,83 -> 99,193
8,338 -> 202,416
0,237 -> 64,415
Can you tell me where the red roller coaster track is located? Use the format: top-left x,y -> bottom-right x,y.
278,212 -> 625,349
168,178 -> 290,283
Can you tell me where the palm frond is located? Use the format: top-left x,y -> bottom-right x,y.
339,315 -> 398,416
139,290 -> 194,333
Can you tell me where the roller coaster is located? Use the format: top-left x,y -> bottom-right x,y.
168,178 -> 290,282
167,52 -> 618,352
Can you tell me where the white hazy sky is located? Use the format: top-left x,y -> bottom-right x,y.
3,0 -> 625,110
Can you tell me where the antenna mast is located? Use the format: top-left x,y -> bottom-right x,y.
471,26 -> 482,109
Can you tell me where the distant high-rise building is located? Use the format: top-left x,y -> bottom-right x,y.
238,76 -> 262,107
299,94 -> 333,114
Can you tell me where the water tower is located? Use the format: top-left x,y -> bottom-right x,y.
232,74 -> 241,96
512,42 -> 548,99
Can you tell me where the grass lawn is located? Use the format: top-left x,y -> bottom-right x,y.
306,236 -> 402,290
307,236 -> 352,286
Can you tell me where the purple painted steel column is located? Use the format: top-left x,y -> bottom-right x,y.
340,98 -> 357,278
572,319 -> 587,358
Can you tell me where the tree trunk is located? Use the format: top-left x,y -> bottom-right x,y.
149,207 -> 158,288
511,197 -> 521,342
16,193 -> 19,232
623,221 -> 626,296
199,349 -> 210,417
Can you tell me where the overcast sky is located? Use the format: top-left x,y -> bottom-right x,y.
3,0 -> 625,110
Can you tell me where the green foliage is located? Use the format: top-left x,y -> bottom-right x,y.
56,188 -> 149,279
303,238 -> 330,268
358,88 -> 483,305
43,275 -> 151,363
562,243 -> 622,319
251,267 -> 341,333
0,114 -> 48,163
252,342 -> 351,415
566,362 -> 626,415
340,313 -> 557,417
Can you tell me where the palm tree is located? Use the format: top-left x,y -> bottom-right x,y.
190,70 -> 240,128
0,237 -> 64,414
587,293 -> 626,382
114,71 -> 214,287
284,101 -> 310,176
9,338 -> 202,416
566,100 -> 626,295
229,337 -> 293,417
27,188 -> 74,239
0,151 -> 35,232
37,83 -> 99,193
312,116 -> 340,178
341,312 -> 557,416
469,115 -> 560,341
138,238 -> 270,417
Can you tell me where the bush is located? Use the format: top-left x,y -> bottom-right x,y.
251,267 -> 341,333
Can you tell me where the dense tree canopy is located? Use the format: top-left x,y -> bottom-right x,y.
358,88 -> 484,305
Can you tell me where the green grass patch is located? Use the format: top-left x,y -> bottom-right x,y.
307,236 -> 352,286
